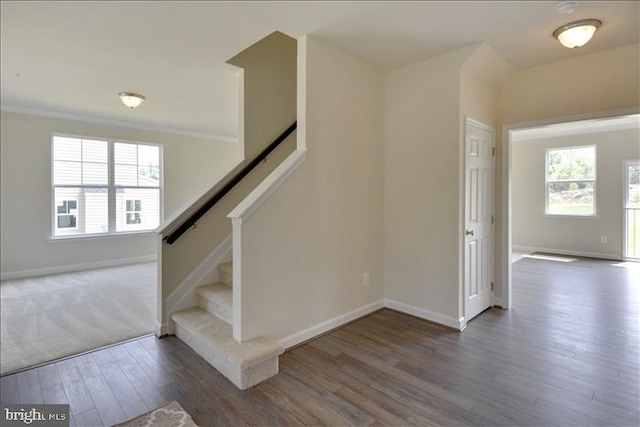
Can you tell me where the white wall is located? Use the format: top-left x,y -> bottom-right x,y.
512,128 -> 640,258
0,111 -> 241,276
236,36 -> 385,341
228,31 -> 298,161
384,45 -> 476,326
500,43 -> 640,125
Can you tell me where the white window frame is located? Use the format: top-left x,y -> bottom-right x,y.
125,199 -> 143,225
545,144 -> 597,217
51,134 -> 163,239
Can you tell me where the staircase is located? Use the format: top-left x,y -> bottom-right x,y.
171,262 -> 283,389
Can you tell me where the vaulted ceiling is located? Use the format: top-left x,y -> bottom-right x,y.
1,1 -> 638,139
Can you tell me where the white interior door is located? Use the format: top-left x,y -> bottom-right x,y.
464,118 -> 495,322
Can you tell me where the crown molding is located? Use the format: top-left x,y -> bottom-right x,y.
0,104 -> 239,143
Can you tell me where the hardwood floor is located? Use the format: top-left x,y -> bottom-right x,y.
1,256 -> 638,426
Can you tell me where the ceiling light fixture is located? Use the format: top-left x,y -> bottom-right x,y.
118,92 -> 145,109
553,19 -> 602,48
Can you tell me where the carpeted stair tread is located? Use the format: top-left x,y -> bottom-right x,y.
218,262 -> 233,286
196,283 -> 232,324
171,307 -> 282,371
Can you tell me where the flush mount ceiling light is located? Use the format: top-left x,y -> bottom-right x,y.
553,19 -> 602,48
118,92 -> 145,109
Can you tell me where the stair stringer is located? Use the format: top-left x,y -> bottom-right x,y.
164,234 -> 232,334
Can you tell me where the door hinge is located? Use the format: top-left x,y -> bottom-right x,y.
491,215 -> 494,224
491,282 -> 494,291
492,147 -> 496,157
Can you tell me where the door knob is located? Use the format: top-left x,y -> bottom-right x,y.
465,229 -> 474,236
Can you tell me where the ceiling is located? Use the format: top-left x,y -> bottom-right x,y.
1,1 -> 638,140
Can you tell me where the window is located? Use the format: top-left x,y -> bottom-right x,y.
56,200 -> 77,229
52,135 -> 161,237
125,199 -> 142,225
546,145 -> 596,216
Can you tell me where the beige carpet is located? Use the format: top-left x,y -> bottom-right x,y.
0,262 -> 156,375
113,401 -> 199,427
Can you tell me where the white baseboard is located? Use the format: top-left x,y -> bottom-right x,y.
384,299 -> 465,331
0,255 -> 156,281
278,300 -> 385,350
165,234 -> 232,319
513,245 -> 621,261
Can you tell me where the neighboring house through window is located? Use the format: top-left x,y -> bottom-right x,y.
56,199 -> 77,229
126,199 -> 142,225
52,135 -> 162,237
545,145 -> 596,216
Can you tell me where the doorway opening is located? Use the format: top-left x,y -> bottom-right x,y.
501,110 -> 640,308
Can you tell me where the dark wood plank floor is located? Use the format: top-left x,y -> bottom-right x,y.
1,255 -> 639,426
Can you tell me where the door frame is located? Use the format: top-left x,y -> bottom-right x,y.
463,117 -> 496,323
623,159 -> 640,261
500,107 -> 640,309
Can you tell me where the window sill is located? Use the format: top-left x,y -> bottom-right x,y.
49,230 -> 156,242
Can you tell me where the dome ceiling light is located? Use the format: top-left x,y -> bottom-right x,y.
553,19 -> 602,48
552,2 -> 602,49
118,92 -> 146,109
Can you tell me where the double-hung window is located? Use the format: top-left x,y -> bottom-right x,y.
52,135 -> 162,237
545,145 -> 596,216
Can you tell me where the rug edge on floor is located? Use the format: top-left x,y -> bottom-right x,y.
112,401 -> 199,427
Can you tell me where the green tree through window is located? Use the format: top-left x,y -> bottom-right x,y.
546,146 -> 596,215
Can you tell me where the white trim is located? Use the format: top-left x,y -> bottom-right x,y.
165,234 -> 233,318
384,299 -> 465,331
466,117 -> 496,134
511,114 -> 639,142
512,245 -> 622,261
232,217 -> 243,342
237,69 -> 246,157
623,160 -> 640,261
296,36 -> 308,151
278,300 -> 385,350
49,230 -> 156,242
228,149 -> 306,222
155,321 -> 170,337
0,255 -> 156,281
1,104 -> 238,143
501,125 -> 513,310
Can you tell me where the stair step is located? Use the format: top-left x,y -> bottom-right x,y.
197,283 -> 232,324
218,262 -> 233,286
171,307 -> 282,390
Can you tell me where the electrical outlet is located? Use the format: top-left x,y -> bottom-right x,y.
363,272 -> 370,286
600,236 -> 608,244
